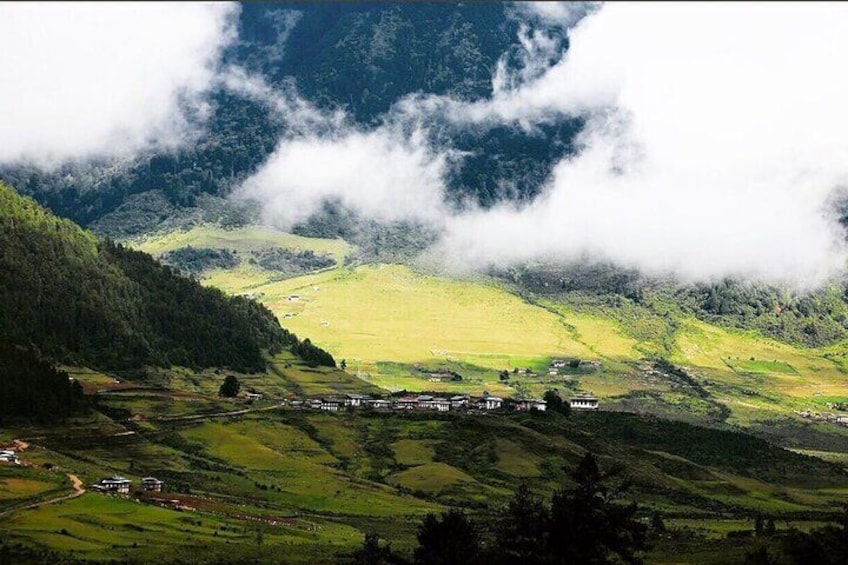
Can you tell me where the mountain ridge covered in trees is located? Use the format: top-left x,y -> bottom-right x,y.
0,182 -> 333,375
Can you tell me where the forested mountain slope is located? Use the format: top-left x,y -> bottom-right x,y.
0,182 -> 330,372
0,4 -> 572,229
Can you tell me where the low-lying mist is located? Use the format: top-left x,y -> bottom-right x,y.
236,3 -> 848,287
5,2 -> 848,288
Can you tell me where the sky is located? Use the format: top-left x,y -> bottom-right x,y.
3,2 -> 848,286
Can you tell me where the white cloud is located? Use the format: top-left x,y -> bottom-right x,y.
429,2 -> 848,285
236,126 -> 451,229
220,2 -> 848,286
0,2 -> 238,166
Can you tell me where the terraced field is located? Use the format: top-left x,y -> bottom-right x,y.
3,402 -> 847,563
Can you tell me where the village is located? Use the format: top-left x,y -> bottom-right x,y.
247,390 -> 599,414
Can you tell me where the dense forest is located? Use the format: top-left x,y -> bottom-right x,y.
0,343 -> 87,424
0,4 -> 571,231
0,182 -> 332,373
504,263 -> 848,348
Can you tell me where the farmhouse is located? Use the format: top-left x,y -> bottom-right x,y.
450,395 -> 469,410
479,396 -> 504,411
92,475 -> 132,494
516,399 -> 547,412
569,394 -> 599,411
416,395 -> 436,410
366,398 -> 391,410
433,398 -> 451,412
246,392 -> 263,401
141,477 -> 164,492
320,397 -> 343,412
344,394 -> 367,408
394,397 -> 418,410
0,450 -> 19,464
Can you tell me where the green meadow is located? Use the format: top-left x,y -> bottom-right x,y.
3,405 -> 847,563
4,225 -> 840,561
129,225 -> 848,450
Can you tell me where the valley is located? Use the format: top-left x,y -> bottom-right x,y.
136,224 -> 848,448
3,3 -> 848,562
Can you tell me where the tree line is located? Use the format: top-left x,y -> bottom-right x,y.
352,453 -> 647,565
0,182 -> 334,377
0,343 -> 87,424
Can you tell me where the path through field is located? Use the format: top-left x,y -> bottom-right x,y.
0,473 -> 85,519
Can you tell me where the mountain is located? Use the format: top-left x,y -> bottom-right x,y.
0,3 -> 574,233
2,2 -> 848,353
0,182 -> 331,373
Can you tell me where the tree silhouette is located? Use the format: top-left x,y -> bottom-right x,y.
497,483 -> 548,565
548,453 -> 646,564
414,509 -> 480,565
219,375 -> 240,398
353,532 -> 393,565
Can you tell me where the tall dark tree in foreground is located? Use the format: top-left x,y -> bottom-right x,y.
548,453 -> 646,564
782,505 -> 848,565
353,532 -> 394,565
414,509 -> 480,565
496,483 -> 548,565
543,389 -> 570,416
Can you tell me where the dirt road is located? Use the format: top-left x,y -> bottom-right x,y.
0,473 -> 85,519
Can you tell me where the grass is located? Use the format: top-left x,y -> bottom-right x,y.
127,226 -> 848,452
2,406 -> 847,562
387,463 -> 476,494
179,418 -> 436,517
133,224 -> 352,264
215,264 -> 594,368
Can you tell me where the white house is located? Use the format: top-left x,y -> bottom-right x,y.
92,476 -> 132,494
450,395 -> 468,410
481,396 -> 504,411
320,398 -> 343,412
0,450 -> 19,464
394,397 -> 418,410
516,399 -> 547,412
433,398 -> 451,412
246,392 -> 263,401
344,394 -> 367,408
569,394 -> 599,411
366,398 -> 392,410
141,477 -> 164,492
416,395 -> 436,410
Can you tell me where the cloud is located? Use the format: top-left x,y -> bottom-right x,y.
428,3 -> 848,285
0,2 -> 238,167
236,125 -> 452,229
233,3 -> 848,286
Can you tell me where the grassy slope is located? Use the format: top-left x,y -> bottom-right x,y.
130,226 -> 848,449
2,404 -> 846,563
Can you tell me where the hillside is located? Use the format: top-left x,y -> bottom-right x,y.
2,3 -> 848,356
0,182 -> 331,374
1,393 -> 846,563
0,4 -> 569,231
129,226 -> 848,458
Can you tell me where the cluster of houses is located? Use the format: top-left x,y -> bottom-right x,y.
91,476 -> 164,495
0,450 -> 19,465
796,410 -> 848,427
281,392 -> 599,414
